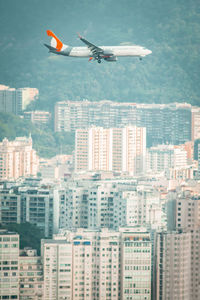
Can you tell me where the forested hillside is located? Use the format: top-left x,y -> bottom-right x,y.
0,112 -> 74,158
0,0 -> 200,111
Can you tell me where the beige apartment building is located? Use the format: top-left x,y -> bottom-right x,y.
0,231 -> 43,300
0,136 -> 38,180
19,248 -> 43,300
176,192 -> 200,230
42,229 -> 120,300
156,188 -> 200,300
0,230 -> 20,299
75,126 -> 146,175
156,231 -> 191,300
175,191 -> 200,299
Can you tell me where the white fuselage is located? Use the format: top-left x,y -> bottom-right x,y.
66,45 -> 152,58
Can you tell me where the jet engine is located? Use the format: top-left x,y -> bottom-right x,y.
104,56 -> 118,62
103,50 -> 114,56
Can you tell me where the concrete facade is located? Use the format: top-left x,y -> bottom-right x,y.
75,126 -> 146,175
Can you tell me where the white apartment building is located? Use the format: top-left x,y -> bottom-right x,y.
58,178 -> 167,232
147,144 -> 188,173
42,239 -> 73,300
97,230 -> 121,300
0,136 -> 38,180
167,165 -> 194,181
55,100 -> 90,132
122,127 -> 146,175
54,100 -> 192,146
19,248 -> 43,300
42,227 -> 151,300
191,106 -> 200,141
0,230 -> 20,299
123,186 -> 167,231
58,180 -> 126,230
75,126 -> 146,175
120,227 -> 151,300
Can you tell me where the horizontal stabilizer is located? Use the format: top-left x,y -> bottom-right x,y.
44,43 -> 56,51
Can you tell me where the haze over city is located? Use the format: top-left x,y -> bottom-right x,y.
0,0 -> 200,299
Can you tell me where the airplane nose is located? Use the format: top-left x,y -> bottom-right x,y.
147,49 -> 152,55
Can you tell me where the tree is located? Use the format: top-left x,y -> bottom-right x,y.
0,222 -> 45,255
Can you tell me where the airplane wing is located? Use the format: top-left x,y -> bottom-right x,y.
78,34 -> 104,58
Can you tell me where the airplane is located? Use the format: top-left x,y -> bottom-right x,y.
44,30 -> 152,63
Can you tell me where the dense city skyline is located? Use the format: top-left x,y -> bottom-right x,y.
1,0 -> 200,299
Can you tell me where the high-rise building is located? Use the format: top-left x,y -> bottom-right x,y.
0,176 -> 167,238
0,85 -> 38,115
58,180 -> 126,230
0,136 -> 38,180
19,248 -> 43,300
198,144 -> 200,177
75,126 -> 146,175
55,100 -> 191,146
176,192 -> 200,230
42,227 -> 151,300
0,85 -> 22,115
54,100 -> 90,132
0,187 -> 21,224
190,228 -> 200,299
156,187 -> 200,300
156,231 -> 191,300
175,191 -> 200,299
123,188 -> 167,231
42,238 -> 73,300
191,106 -> 200,141
0,230 -> 20,299
120,227 -> 151,300
0,231 -> 44,300
0,184 -> 59,237
21,187 -> 56,237
57,178 -> 167,232
147,144 -> 188,173
136,103 -> 191,146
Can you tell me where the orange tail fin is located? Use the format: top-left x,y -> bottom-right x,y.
46,30 -> 63,52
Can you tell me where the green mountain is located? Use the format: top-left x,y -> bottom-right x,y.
0,0 -> 200,111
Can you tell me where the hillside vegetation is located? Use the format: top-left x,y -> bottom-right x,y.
0,112 -> 74,158
0,223 -> 44,254
0,0 -> 200,111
